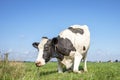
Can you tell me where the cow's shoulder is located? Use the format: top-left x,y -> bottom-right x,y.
56,36 -> 76,56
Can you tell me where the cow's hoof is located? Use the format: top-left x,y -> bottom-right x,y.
73,71 -> 82,74
84,68 -> 88,72
84,70 -> 88,72
58,71 -> 63,73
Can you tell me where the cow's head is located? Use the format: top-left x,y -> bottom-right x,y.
32,37 -> 58,67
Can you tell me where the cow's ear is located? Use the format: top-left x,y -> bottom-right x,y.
52,37 -> 58,45
32,42 -> 39,48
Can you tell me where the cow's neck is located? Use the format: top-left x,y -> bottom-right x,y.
51,45 -> 64,61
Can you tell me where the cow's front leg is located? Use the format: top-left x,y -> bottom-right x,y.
57,59 -> 63,73
73,52 -> 82,73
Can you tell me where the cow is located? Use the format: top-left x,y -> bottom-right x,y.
32,25 -> 90,73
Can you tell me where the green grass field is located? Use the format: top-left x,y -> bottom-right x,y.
0,61 -> 120,80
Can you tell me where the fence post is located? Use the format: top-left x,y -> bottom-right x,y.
4,53 -> 9,63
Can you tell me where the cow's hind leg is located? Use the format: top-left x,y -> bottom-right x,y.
83,53 -> 88,72
73,52 -> 83,73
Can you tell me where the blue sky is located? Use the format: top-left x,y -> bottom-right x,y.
0,0 -> 120,61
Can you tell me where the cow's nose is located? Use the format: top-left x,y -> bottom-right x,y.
35,61 -> 41,67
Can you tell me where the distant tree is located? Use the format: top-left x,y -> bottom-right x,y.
108,60 -> 112,63
115,59 -> 118,62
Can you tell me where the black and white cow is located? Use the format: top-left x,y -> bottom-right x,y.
32,25 -> 90,73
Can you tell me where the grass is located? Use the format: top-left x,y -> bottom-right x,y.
0,61 -> 25,80
0,61 -> 120,80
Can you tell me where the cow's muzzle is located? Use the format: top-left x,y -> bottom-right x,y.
35,61 -> 42,67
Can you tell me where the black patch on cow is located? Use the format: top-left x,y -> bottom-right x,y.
42,37 -> 48,39
83,46 -> 86,51
55,36 -> 76,56
53,52 -> 64,61
42,36 -> 76,62
43,39 -> 53,62
32,42 -> 39,49
68,27 -> 84,34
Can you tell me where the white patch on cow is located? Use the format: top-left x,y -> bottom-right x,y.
57,51 -> 75,73
36,38 -> 48,66
69,51 -> 75,57
61,56 -> 74,69
36,49 -> 45,65
61,51 -> 75,69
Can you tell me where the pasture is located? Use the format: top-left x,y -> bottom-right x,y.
0,61 -> 120,80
